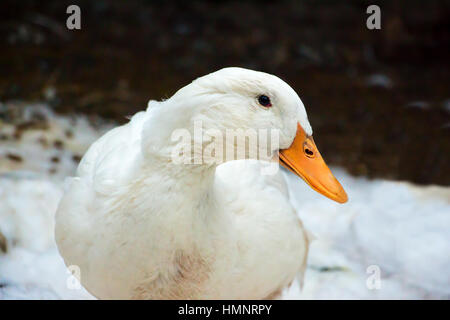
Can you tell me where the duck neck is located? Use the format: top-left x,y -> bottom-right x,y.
164,161 -> 216,200
140,104 -> 219,220
138,157 -> 220,248
142,155 -> 218,214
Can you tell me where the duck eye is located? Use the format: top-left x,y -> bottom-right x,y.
258,95 -> 272,107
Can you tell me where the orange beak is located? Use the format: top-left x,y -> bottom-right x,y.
279,124 -> 348,203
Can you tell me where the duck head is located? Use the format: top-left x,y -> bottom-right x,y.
144,67 -> 348,203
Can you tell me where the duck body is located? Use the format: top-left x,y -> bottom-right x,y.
55,68 -> 346,299
56,110 -> 308,299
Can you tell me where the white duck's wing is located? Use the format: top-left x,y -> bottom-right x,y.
76,110 -> 149,194
56,109 -> 157,298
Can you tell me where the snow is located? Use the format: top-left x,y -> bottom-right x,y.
283,169 -> 450,299
0,103 -> 449,300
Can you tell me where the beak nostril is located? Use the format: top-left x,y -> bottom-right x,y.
280,124 -> 348,203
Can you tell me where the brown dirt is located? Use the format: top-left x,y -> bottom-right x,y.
1,0 -> 449,185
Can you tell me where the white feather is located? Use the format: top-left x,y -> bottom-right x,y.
55,68 -> 312,299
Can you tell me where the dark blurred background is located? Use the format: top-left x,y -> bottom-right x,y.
1,0 -> 449,185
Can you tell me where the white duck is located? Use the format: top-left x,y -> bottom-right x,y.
55,67 -> 347,299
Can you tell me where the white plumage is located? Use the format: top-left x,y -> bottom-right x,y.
54,68 -> 330,299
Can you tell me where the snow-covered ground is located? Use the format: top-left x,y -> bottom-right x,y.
0,102 -> 449,299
